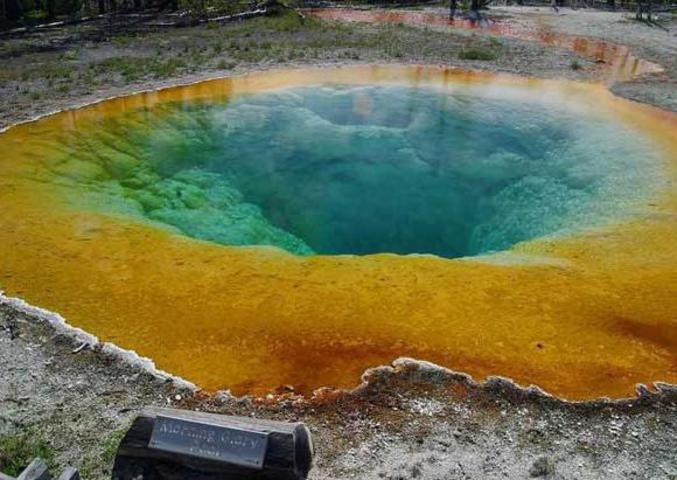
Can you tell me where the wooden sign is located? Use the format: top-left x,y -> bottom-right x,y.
149,414 -> 269,468
112,407 -> 313,480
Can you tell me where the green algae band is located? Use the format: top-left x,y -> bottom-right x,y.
1,66 -> 675,400
46,84 -> 660,258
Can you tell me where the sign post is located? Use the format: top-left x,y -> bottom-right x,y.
112,407 -> 313,480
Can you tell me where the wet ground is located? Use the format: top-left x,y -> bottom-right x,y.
307,6 -> 663,83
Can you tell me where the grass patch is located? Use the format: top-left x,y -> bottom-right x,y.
150,57 -> 187,78
93,56 -> 146,81
228,10 -> 322,36
216,58 -> 237,69
101,430 -> 126,465
78,428 -> 128,478
0,432 -> 54,477
111,34 -> 136,47
92,56 -> 189,81
42,64 -> 74,80
459,46 -> 499,61
63,49 -> 79,61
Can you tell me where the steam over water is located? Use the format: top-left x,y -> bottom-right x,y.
65,85 -> 660,258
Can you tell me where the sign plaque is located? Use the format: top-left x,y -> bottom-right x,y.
148,414 -> 269,469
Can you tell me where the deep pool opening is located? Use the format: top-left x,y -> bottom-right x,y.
58,83 -> 661,258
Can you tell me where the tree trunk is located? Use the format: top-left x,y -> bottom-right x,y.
449,0 -> 457,18
6,0 -> 23,21
46,0 -> 55,19
162,0 -> 177,11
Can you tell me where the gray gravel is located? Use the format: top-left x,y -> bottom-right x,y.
490,6 -> 677,111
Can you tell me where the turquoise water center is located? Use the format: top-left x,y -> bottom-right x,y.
55,84 -> 661,258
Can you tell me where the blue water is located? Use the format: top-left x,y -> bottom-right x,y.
58,85 -> 662,257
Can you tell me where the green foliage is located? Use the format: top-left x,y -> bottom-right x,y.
92,55 -> 187,81
112,35 -> 135,47
78,428 -> 127,478
43,63 -> 74,80
228,9 -> 317,35
93,56 -> 145,81
101,429 -> 126,465
63,49 -> 79,60
216,58 -> 236,69
179,0 -> 207,15
179,0 -> 249,16
570,59 -> 581,70
150,57 -> 187,78
0,432 -> 54,477
459,46 -> 499,61
489,36 -> 503,47
263,11 -> 307,32
22,8 -> 46,21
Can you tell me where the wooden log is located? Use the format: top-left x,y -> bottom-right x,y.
55,468 -> 79,480
205,8 -> 268,24
16,459 -> 50,480
112,407 -> 313,480
0,15 -> 105,37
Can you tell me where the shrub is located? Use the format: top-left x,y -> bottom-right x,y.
459,47 -> 498,61
216,59 -> 236,70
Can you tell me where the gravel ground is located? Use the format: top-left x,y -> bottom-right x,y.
1,6 -> 676,479
488,6 -> 677,110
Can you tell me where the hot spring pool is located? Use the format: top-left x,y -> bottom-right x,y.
1,66 -> 675,399
58,82 -> 659,258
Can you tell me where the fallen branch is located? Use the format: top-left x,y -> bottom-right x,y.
1,0 -> 304,35
204,7 -> 269,24
71,341 -> 90,354
0,14 -> 105,37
